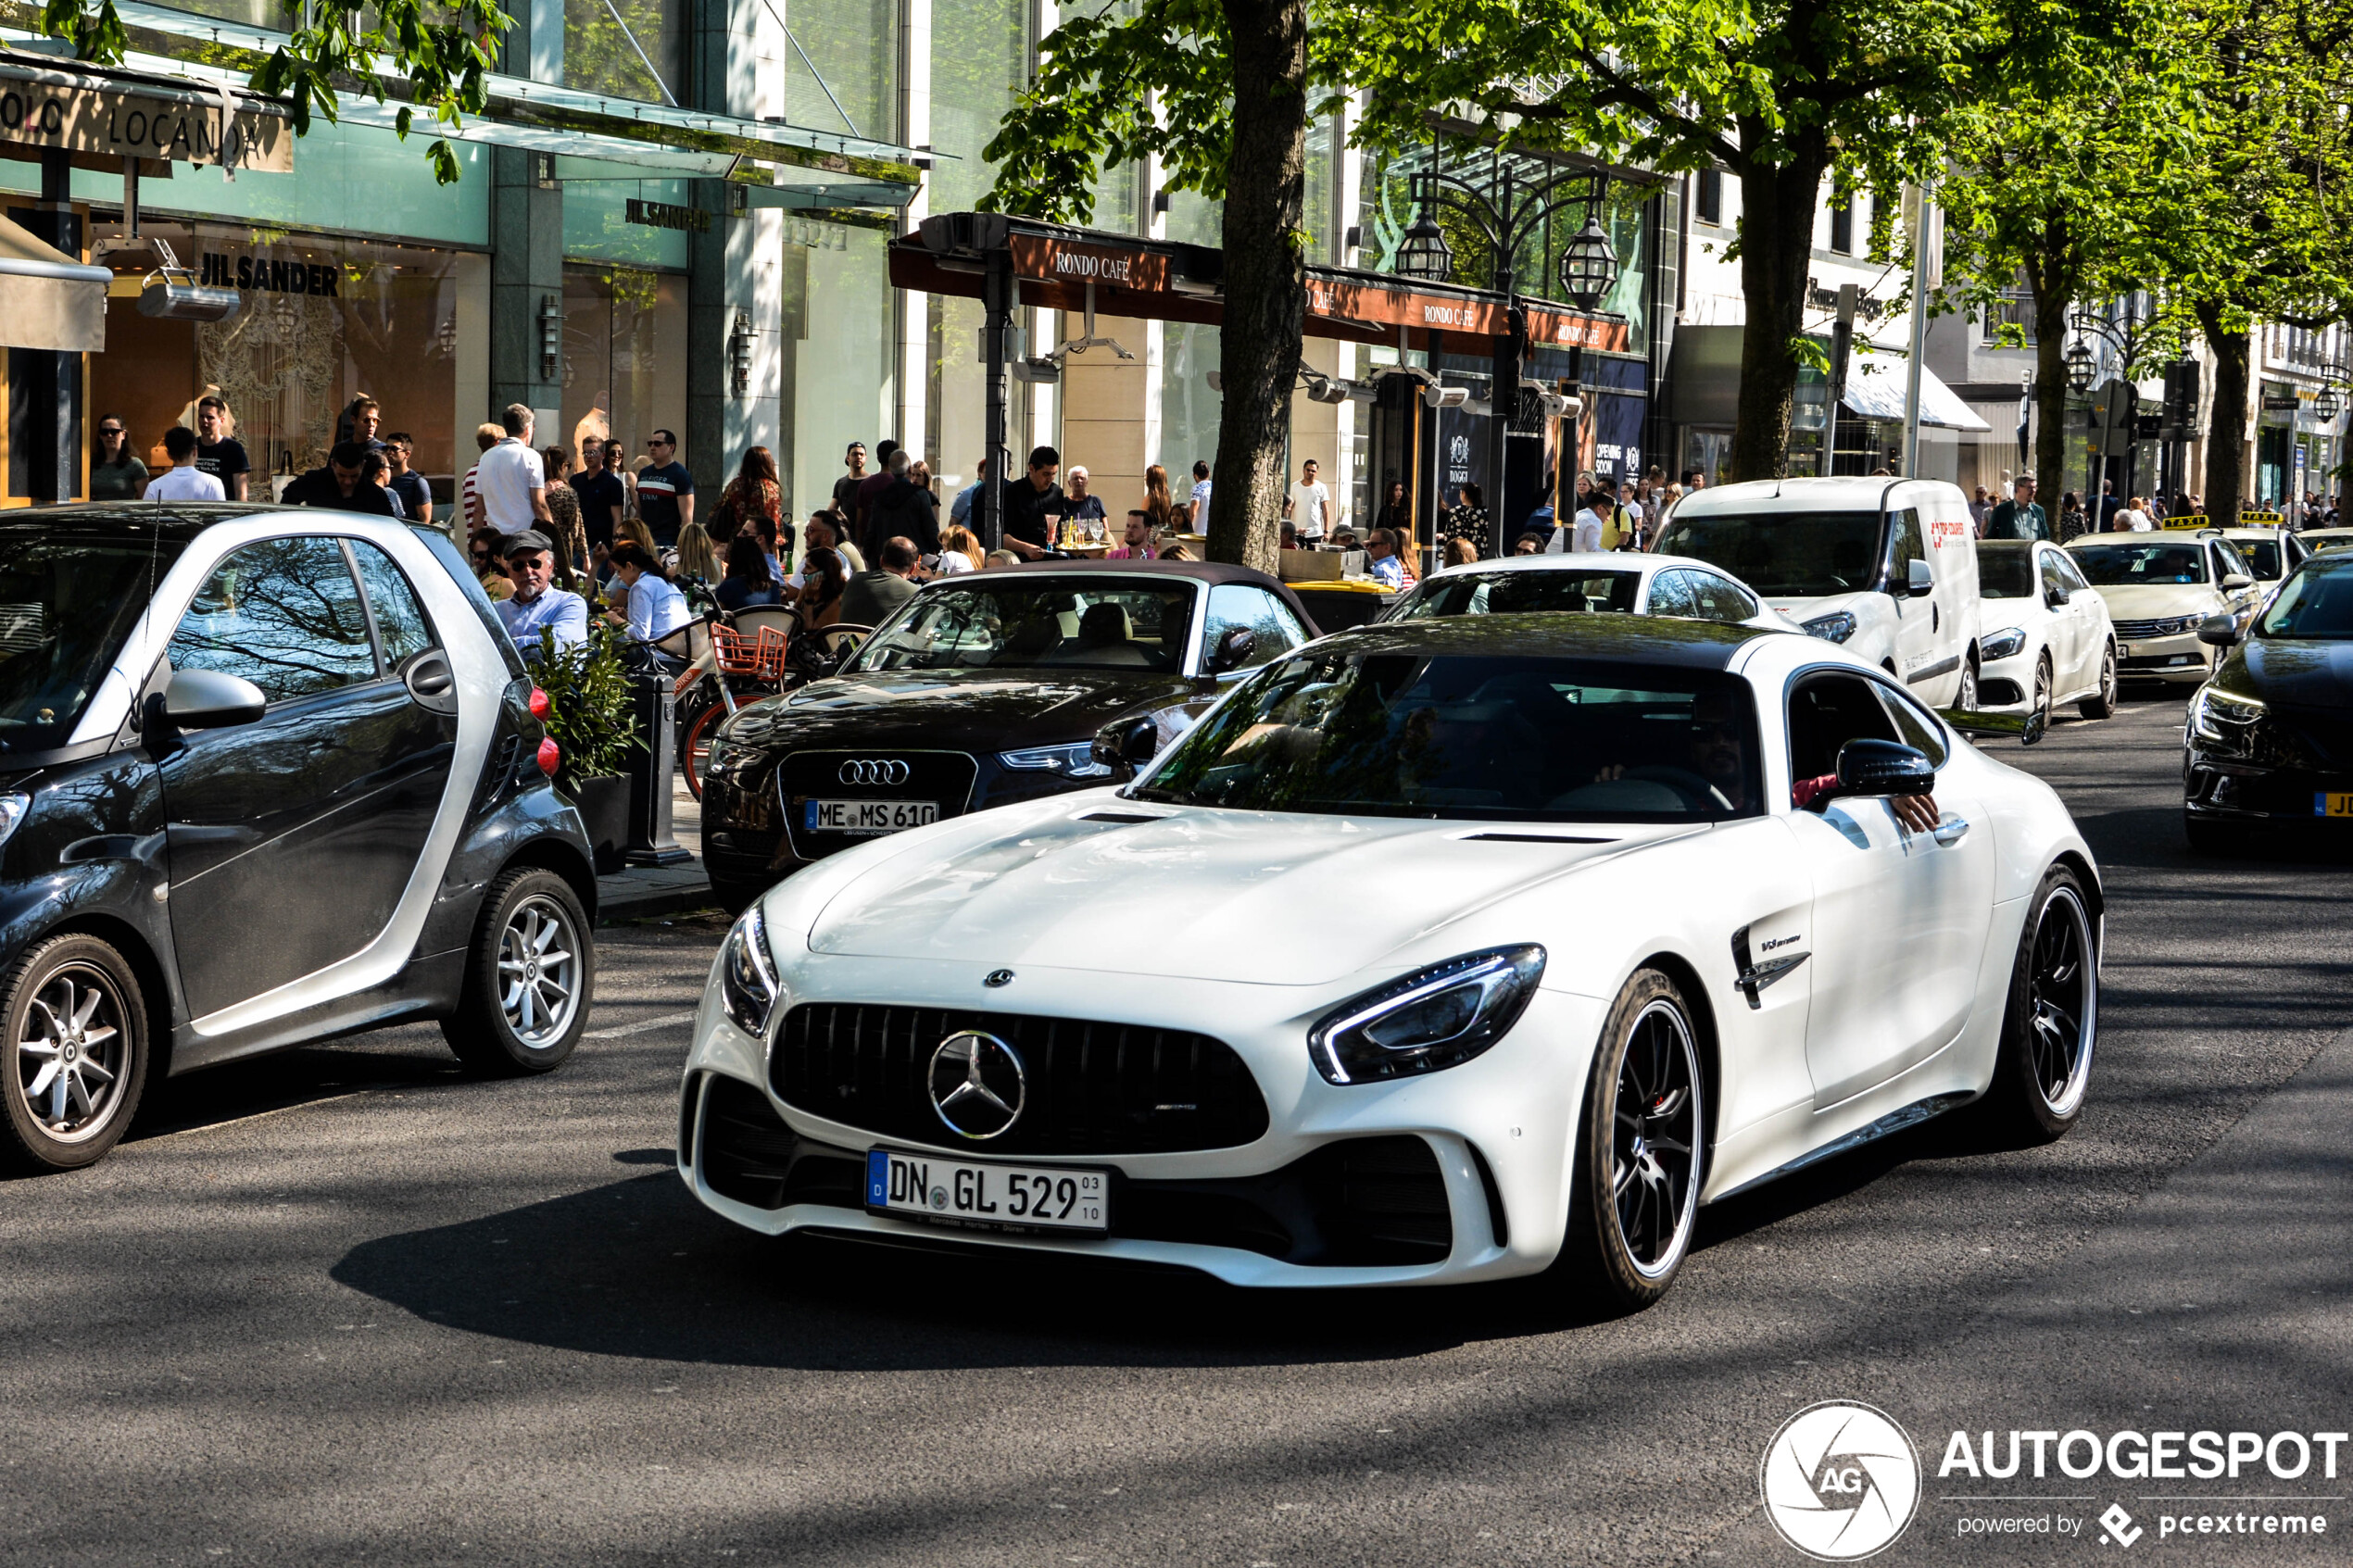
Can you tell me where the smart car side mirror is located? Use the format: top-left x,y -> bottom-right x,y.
1830,738 -> 1935,800
1207,625 -> 1257,673
1090,715 -> 1158,771
2221,572 -> 2253,591
1905,557 -> 1934,597
158,668 -> 267,730
2196,612 -> 2241,646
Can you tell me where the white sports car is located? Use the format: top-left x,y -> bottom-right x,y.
677,616 -> 2100,1307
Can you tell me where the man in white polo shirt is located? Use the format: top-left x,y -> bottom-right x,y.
1283,458 -> 1331,545
473,404 -> 554,539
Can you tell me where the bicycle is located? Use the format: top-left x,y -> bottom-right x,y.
672,604 -> 876,799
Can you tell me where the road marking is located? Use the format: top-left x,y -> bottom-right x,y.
583,1010 -> 698,1039
150,1086 -> 389,1138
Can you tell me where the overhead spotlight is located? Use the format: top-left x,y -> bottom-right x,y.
1011,358 -> 1062,383
1304,376 -> 1350,405
1423,384 -> 1469,410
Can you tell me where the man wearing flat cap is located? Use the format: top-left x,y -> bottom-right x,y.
494,530 -> 589,653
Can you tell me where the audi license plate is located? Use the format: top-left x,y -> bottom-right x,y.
805,798 -> 937,835
865,1148 -> 1109,1234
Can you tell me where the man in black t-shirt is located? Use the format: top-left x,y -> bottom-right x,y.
283,442 -> 398,515
831,442 -> 868,517
635,429 -> 695,547
383,432 -> 433,527
570,439 -> 625,551
194,395 -> 250,502
997,445 -> 1067,559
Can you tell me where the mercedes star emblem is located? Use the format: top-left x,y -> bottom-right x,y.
837,758 -> 912,786
984,969 -> 1015,988
927,1031 -> 1026,1140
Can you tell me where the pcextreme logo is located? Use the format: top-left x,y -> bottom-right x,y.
1760,1400 -> 1924,1561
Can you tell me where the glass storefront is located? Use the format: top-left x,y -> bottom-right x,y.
560,266 -> 689,474
786,0 -> 899,138
781,224 -> 894,523
90,225 -> 487,493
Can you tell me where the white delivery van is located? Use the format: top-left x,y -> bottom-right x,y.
1655,477 -> 1983,706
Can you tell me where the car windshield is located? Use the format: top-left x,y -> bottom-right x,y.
2069,542 -> 2208,585
1391,570 -> 1642,619
851,579 -> 1194,672
2258,564 -> 2353,638
2233,537 -> 2284,578
1653,510 -> 1885,597
1132,652 -> 1763,822
1977,544 -> 2036,598
0,523 -> 185,752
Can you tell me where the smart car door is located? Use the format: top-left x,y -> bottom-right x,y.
1786,672 -> 1995,1110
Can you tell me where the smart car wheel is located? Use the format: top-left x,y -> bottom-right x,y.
1561,968 -> 1705,1311
0,935 -> 149,1173
444,868 -> 593,1076
2078,642 -> 2117,719
1978,867 -> 2097,1141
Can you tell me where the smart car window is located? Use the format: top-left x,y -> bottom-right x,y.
346,540 -> 439,669
1977,544 -> 2036,598
2068,542 -> 2207,585
1654,509 -> 1886,596
1133,654 -> 1763,822
1786,672 -> 1899,783
1394,570 -> 1641,618
851,580 -> 1196,672
1203,584 -> 1305,671
0,521 -> 186,752
168,537 -> 376,703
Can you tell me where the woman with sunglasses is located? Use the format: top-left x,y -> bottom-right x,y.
468,533 -> 515,600
91,418 -> 148,502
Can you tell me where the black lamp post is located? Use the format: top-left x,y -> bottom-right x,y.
1402,149 -> 1615,557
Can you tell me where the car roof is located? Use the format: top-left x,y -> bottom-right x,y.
946,557 -> 1319,632
1415,552 -> 1684,578
1669,476 -> 1959,518
1302,610 -> 1776,670
0,502 -> 416,545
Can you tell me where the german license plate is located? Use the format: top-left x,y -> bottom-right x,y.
865,1148 -> 1109,1233
804,798 -> 937,835
2118,645 -> 2132,659
2315,794 -> 2353,818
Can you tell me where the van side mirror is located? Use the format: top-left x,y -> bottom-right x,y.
157,668 -> 268,730
2196,613 -> 2241,647
1090,715 -> 1159,771
1905,557 -> 1934,597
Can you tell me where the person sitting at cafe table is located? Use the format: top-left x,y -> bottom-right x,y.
495,531 -> 588,652
1107,510 -> 1160,559
841,537 -> 922,626
1365,527 -> 1407,589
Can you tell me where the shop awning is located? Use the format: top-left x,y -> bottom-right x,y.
1843,357 -> 1992,432
0,217 -> 110,352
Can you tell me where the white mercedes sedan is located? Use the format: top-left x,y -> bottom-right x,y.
677,616 -> 2100,1309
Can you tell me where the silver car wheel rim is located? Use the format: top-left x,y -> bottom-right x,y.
2028,885 -> 2096,1117
1611,998 -> 1703,1280
15,965 -> 130,1144
497,896 -> 583,1049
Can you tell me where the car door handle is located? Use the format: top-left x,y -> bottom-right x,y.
1931,814 -> 1970,847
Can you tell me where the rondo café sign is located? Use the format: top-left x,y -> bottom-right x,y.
0,73 -> 292,172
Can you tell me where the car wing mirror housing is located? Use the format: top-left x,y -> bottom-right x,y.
1208,625 -> 1257,673
1940,705 -> 2047,746
1090,715 -> 1159,773
1830,738 -> 1936,800
157,668 -> 268,730
1905,557 -> 1934,597
2045,583 -> 2071,607
2197,612 -> 2241,646
2222,573 -> 2254,591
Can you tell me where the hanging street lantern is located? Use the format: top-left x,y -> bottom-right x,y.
1556,213 -> 1620,312
2064,341 -> 2096,395
2315,384 -> 2342,422
1394,209 -> 1453,283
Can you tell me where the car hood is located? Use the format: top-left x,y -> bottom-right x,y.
725,667 -> 1202,751
2221,637 -> 2353,709
2082,583 -> 2216,617
804,800 -> 1693,985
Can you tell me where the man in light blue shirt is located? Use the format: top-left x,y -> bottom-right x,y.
495,532 -> 589,656
950,457 -> 989,532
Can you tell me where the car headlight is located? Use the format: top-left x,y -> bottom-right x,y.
1802,610 -> 1857,644
2152,615 -> 2201,637
1308,946 -> 1546,1085
1980,627 -> 2027,660
997,743 -> 1113,778
719,904 -> 782,1037
2188,686 -> 2266,749
0,794 -> 26,850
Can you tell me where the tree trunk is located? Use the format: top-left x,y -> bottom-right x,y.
1728,149 -> 1830,483
2026,252 -> 2072,520
1202,0 -> 1307,572
2198,301 -> 2249,523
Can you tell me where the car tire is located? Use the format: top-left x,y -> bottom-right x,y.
1957,653 -> 1980,711
2078,642 -> 2118,719
0,935 -> 150,1173
2031,653 -> 2054,730
1558,967 -> 1705,1312
443,868 -> 594,1077
1976,866 -> 2097,1143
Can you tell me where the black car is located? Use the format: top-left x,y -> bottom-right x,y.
2184,547 -> 2353,851
698,561 -> 1316,912
0,505 -> 598,1173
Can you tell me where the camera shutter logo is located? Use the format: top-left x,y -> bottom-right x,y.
837,758 -> 911,786
1759,1400 -> 1921,1561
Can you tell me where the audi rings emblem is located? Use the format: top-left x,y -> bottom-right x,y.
838,758 -> 911,786
928,1031 -> 1026,1139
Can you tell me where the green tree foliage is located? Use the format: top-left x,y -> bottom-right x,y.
44,0 -> 510,184
525,623 -> 646,790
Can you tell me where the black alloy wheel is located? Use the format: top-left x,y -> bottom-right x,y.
1978,865 -> 2097,1141
0,935 -> 150,1173
1561,968 -> 1705,1311
2078,642 -> 2118,720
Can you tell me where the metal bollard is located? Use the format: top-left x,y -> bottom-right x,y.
625,670 -> 693,867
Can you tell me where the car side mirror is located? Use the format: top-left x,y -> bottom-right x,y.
1905,557 -> 1934,597
2221,572 -> 2254,591
158,668 -> 268,730
1090,715 -> 1159,771
2197,612 -> 2241,647
1207,625 -> 1257,673
2045,583 -> 2071,608
1828,738 -> 1935,801
1940,706 -> 2046,746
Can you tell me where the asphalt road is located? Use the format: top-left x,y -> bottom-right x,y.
6,687 -> 2350,1568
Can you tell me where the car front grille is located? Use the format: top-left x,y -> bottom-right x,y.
771,1003 -> 1270,1156
776,749 -> 980,861
1119,1136 -> 1453,1265
2111,616 -> 2201,639
2280,709 -> 2353,768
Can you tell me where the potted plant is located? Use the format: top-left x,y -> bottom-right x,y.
525,623 -> 643,872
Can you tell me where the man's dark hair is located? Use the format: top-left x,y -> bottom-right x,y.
163,425 -> 197,461
880,537 -> 919,571
1028,445 -> 1059,469
1368,528 -> 1399,552
384,431 -> 414,451
196,395 -> 227,417
651,429 -> 678,446
500,403 -> 532,436
875,439 -> 900,464
329,441 -> 372,470
1193,459 -> 1210,480
359,452 -> 387,480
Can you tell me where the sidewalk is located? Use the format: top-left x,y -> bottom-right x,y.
595,773 -> 717,925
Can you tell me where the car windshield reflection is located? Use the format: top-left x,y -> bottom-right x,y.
0,523 -> 189,751
2069,542 -> 2208,585
852,581 -> 1196,673
1654,510 -> 1884,597
1393,570 -> 1642,619
2258,562 -> 2353,639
